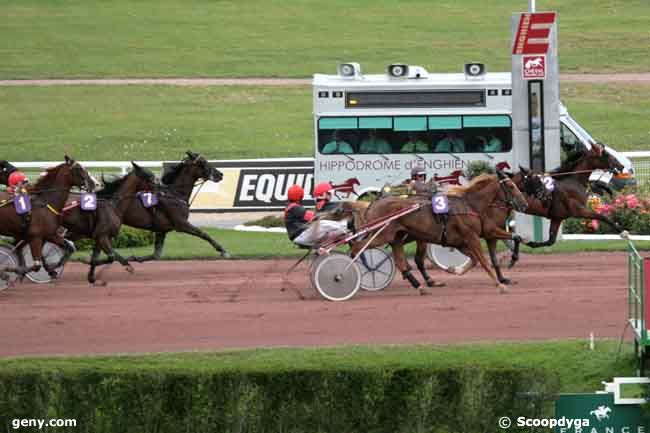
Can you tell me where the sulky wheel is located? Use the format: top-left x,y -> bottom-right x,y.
356,248 -> 395,291
0,246 -> 19,291
312,253 -> 361,301
427,244 -> 471,271
23,242 -> 65,284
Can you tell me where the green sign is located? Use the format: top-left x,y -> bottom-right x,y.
555,393 -> 650,433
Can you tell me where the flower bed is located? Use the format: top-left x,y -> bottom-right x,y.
563,192 -> 650,235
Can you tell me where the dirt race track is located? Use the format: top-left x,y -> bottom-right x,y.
0,252 -> 632,358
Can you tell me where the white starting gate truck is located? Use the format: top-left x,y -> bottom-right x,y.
312,10 -> 633,243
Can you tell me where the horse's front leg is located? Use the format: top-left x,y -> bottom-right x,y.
573,206 -> 623,232
390,240 -> 420,289
525,219 -> 562,248
172,220 -> 230,258
414,241 -> 444,288
458,235 -> 507,293
43,235 -> 76,277
486,238 -> 511,285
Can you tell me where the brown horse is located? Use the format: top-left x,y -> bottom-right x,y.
354,172 -> 527,292
510,142 -> 624,252
61,163 -> 157,284
124,151 -> 229,262
0,156 -> 94,279
337,171 -> 537,288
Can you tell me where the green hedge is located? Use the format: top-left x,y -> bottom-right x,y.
74,226 -> 155,251
0,365 -> 557,433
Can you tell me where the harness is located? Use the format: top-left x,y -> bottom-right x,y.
434,178 -> 521,246
284,202 -> 300,219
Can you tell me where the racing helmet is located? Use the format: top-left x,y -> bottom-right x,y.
313,182 -> 333,199
410,165 -> 427,180
8,171 -> 27,187
287,184 -> 304,202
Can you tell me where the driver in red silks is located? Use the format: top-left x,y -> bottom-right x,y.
7,171 -> 29,195
284,183 -> 348,247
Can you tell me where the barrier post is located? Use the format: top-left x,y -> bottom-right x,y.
627,240 -> 649,375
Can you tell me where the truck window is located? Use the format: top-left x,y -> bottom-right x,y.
560,122 -> 582,154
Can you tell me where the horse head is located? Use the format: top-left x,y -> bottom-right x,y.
497,169 -> 528,212
595,142 -> 624,174
64,156 -> 95,192
186,151 -> 223,183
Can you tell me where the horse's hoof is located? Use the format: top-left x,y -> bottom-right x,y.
498,284 -> 508,294
94,280 -> 107,287
125,265 -> 135,274
418,288 -> 432,296
426,280 -> 446,288
221,251 -> 231,259
500,278 -> 512,285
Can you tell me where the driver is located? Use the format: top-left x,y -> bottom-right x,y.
284,183 -> 349,247
313,182 -> 338,213
408,164 -> 435,194
284,184 -> 315,244
7,171 -> 29,195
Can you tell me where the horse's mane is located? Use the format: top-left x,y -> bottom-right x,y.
162,162 -> 184,185
32,164 -> 64,190
447,173 -> 495,197
549,150 -> 584,174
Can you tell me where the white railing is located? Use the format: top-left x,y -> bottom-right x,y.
12,161 -> 162,177
626,151 -> 650,186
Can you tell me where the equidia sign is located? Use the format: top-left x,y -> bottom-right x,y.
163,158 -> 315,212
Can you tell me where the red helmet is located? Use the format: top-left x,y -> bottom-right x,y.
8,171 -> 27,187
287,184 -> 304,202
313,182 -> 333,198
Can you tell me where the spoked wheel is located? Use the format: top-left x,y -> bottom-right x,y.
0,246 -> 19,291
311,252 -> 361,301
23,242 -> 65,284
427,244 -> 471,271
356,248 -> 395,291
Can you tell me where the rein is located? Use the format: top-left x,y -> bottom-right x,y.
544,169 -> 595,178
188,180 -> 206,207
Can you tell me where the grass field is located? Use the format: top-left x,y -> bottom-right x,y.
1,0 -> 649,79
68,227 -> 650,261
1,83 -> 648,162
0,341 -> 634,394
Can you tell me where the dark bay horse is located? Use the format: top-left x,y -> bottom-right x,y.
511,143 -> 624,251
333,172 -> 528,292
125,151 -> 229,262
62,163 -> 157,284
0,157 -> 94,279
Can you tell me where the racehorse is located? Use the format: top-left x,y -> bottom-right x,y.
0,160 -> 17,186
332,170 -> 538,289
0,156 -> 94,279
124,151 -> 230,262
61,163 -> 157,284
328,172 -> 527,292
510,142 -> 624,252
